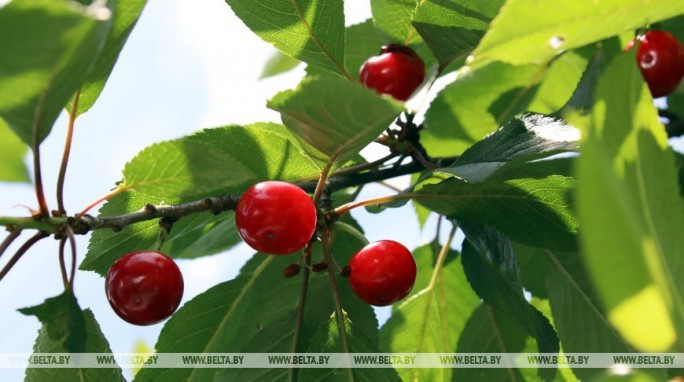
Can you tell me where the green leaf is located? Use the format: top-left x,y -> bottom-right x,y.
135,215 -> 376,381
260,50 -> 301,79
82,123 -> 322,275
470,0 -> 684,67
268,76 -> 403,165
300,313 -> 401,382
455,304 -> 538,382
19,292 -> 86,353
21,293 -> 124,382
370,0 -> 421,46
440,114 -> 580,183
0,0 -> 112,145
379,243 -> 480,382
460,222 -> 559,381
416,176 -> 577,251
528,50 -> 589,115
0,118 -> 30,182
576,48 -> 684,351
70,0 -> 148,116
412,0 -> 504,68
224,0 -> 348,77
421,62 -> 545,157
542,250 -> 646,380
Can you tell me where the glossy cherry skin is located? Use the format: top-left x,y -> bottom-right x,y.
105,251 -> 184,326
348,240 -> 417,306
359,44 -> 426,101
634,31 -> 684,97
235,181 -> 317,255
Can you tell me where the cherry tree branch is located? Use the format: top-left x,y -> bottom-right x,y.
0,156 -> 457,235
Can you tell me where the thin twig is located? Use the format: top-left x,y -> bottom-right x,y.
57,89 -> 81,214
0,232 -> 49,283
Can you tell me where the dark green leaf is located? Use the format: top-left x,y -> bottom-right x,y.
267,76 -> 403,165
22,294 -> 124,382
440,114 -> 580,183
0,0 -> 111,144
576,47 -> 684,351
70,0 -> 148,116
454,304 -> 537,382
380,243 -> 479,381
260,50 -> 301,79
0,118 -> 30,183
224,0 -> 348,77
460,222 -> 559,381
82,123 -> 322,275
371,0 -> 421,46
416,176 -> 577,251
421,62 -> 545,157
19,292 -> 86,353
412,0 -> 504,67
300,313 -> 401,382
470,0 -> 684,67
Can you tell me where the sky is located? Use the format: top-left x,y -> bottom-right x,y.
0,1 -> 449,380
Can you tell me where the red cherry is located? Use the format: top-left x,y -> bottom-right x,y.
634,30 -> 684,97
235,181 -> 317,255
359,44 -> 426,101
347,240 -> 417,306
105,251 -> 184,325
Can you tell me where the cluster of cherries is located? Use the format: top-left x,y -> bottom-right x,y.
629,30 -> 684,98
104,182 -> 418,326
105,30 -> 683,326
104,45 -> 426,326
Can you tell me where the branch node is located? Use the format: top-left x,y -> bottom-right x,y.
144,204 -> 157,215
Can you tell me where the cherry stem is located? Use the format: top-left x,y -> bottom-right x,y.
321,230 -> 354,382
311,153 -> 338,207
0,232 -> 49,283
57,89 -> 81,215
32,94 -> 50,219
289,244 -> 313,382
58,238 -> 68,289
333,194 -> 412,217
75,183 -> 128,219
0,230 -> 22,260
65,225 -> 77,290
